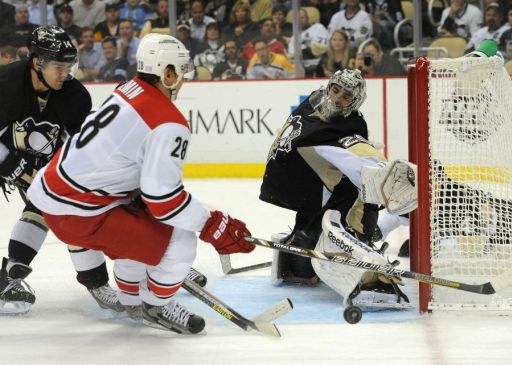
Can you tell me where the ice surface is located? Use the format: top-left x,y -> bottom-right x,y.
1,179 -> 511,364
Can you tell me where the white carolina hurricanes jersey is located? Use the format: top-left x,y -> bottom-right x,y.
28,78 -> 210,232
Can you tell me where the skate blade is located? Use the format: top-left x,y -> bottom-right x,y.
0,300 -> 32,315
142,319 -> 206,335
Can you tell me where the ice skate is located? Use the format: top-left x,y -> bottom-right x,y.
89,283 -> 125,312
142,299 -> 205,334
0,257 -> 35,315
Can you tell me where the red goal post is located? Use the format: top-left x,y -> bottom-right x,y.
408,56 -> 512,313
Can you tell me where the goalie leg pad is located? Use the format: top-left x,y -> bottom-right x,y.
313,210 -> 410,310
360,159 -> 418,215
270,232 -> 319,285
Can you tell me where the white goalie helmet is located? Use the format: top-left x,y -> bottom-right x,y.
327,69 -> 367,115
136,34 -> 194,98
310,68 -> 367,120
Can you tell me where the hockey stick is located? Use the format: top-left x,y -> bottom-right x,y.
245,237 -> 512,295
219,254 -> 272,275
182,278 -> 293,337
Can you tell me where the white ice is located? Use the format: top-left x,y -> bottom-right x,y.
1,179 -> 512,365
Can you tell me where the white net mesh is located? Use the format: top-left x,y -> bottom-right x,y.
428,56 -> 512,309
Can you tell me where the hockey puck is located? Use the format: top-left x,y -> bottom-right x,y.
343,305 -> 363,324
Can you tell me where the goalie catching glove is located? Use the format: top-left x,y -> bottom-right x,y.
360,159 -> 418,215
200,211 -> 254,254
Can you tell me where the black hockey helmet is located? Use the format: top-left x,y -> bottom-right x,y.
28,26 -> 77,63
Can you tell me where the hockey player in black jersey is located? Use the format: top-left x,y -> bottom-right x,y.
260,69 -> 417,309
0,26 -> 123,314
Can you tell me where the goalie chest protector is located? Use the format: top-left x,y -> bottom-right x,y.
260,93 -> 369,212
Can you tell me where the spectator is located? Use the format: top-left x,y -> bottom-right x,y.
0,1 -> 15,29
204,0 -> 226,24
249,0 -> 272,23
499,7 -> 512,56
57,4 -> 82,46
94,3 -> 120,42
365,0 -> 404,50
188,0 -> 215,40
119,0 -> 155,32
139,0 -> 169,38
212,39 -> 247,79
0,45 -> 16,64
315,30 -> 355,77
355,38 -> 404,76
288,7 -> 328,77
194,21 -> 224,73
328,0 -> 373,48
247,37 -> 295,79
28,0 -> 56,26
271,4 -> 292,40
243,17 -> 286,59
438,0 -> 482,40
69,0 -> 106,28
117,18 -> 140,66
0,4 -> 38,49
176,19 -> 199,59
77,26 -> 105,81
466,3 -> 509,51
97,36 -> 129,81
223,0 -> 258,46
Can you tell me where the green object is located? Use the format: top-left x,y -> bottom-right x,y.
475,39 -> 498,57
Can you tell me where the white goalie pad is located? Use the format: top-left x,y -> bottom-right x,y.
360,159 -> 418,215
311,210 -> 388,306
270,232 -> 290,286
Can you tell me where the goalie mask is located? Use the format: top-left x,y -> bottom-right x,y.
311,69 -> 367,121
136,34 -> 194,100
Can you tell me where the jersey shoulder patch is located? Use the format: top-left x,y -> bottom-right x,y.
114,78 -> 189,131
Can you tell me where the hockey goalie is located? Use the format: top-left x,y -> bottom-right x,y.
259,68 -> 416,310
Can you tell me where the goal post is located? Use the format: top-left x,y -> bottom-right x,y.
408,55 -> 512,312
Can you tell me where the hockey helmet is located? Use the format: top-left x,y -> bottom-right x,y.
327,69 -> 367,115
136,34 -> 193,78
28,26 -> 77,63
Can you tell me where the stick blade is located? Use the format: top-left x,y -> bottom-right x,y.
250,298 -> 293,337
219,254 -> 272,275
490,269 -> 512,292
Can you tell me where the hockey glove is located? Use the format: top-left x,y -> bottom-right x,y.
0,149 -> 44,191
199,211 -> 254,254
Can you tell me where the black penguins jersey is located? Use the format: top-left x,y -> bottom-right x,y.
260,92 -> 370,213
0,59 -> 92,161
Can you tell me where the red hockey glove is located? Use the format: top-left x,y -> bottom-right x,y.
199,211 -> 254,254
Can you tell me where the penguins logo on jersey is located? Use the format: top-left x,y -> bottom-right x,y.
13,117 -> 61,156
267,115 -> 302,161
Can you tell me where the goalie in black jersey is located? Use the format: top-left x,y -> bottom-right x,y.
260,69 -> 417,308
0,26 -> 123,314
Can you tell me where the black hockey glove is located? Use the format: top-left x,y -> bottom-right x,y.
0,150 -> 45,191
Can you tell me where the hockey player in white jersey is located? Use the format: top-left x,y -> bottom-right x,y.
27,34 -> 254,334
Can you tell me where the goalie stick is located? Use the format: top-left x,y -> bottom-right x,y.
182,278 -> 293,337
219,254 -> 272,275
245,237 -> 512,295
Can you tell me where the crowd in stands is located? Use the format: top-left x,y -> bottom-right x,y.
1,0 -> 511,81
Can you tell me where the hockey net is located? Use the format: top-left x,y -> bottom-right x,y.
409,56 -> 512,312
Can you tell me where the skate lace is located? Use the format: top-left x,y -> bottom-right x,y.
162,302 -> 190,327
91,285 -> 119,306
2,277 -> 35,296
